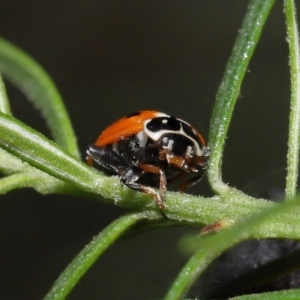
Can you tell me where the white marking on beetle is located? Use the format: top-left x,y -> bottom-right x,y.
136,131 -> 148,148
185,145 -> 192,158
163,139 -> 174,151
153,112 -> 169,118
143,120 -> 203,156
112,142 -> 120,154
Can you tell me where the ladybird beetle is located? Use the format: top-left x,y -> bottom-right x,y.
87,110 -> 209,209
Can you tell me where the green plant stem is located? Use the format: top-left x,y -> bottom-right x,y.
164,195 -> 300,300
207,0 -> 275,194
0,147 -> 81,196
3,111 -> 300,237
0,112 -> 96,193
0,37 -> 79,158
43,212 -> 151,300
0,147 -> 31,175
284,0 -> 300,201
0,73 -> 11,114
0,173 -> 40,194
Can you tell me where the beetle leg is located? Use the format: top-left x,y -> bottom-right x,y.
132,148 -> 167,200
87,145 -> 128,174
120,166 -> 166,209
138,163 -> 167,199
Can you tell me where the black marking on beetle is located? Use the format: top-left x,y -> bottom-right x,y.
145,117 -> 181,132
144,118 -> 203,156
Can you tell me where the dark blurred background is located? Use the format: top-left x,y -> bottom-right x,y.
0,1 -> 292,299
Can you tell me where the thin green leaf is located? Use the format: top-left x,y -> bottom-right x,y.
0,173 -> 39,194
284,0 -> 300,200
0,147 -> 71,195
164,195 -> 300,300
43,212 -> 153,300
0,72 -> 11,114
0,37 -> 79,157
231,289 -> 300,300
207,0 -> 276,194
0,112 -> 95,193
0,147 -> 31,175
